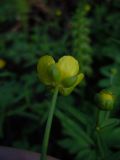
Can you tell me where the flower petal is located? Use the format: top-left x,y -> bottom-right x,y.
37,55 -> 55,85
0,59 -> 6,69
57,56 -> 79,80
59,73 -> 84,96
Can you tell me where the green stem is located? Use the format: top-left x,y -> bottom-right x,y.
96,131 -> 105,160
40,87 -> 59,160
96,109 -> 105,160
95,108 -> 100,129
105,111 -> 110,120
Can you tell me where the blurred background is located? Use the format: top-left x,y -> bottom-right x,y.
0,0 -> 120,160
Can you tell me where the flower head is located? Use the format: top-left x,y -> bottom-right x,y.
57,56 -> 79,80
84,4 -> 91,12
96,90 -> 115,110
55,9 -> 62,16
37,55 -> 84,95
0,59 -> 6,69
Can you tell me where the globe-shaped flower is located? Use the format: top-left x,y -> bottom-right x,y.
96,90 -> 115,110
0,59 -> 6,69
37,55 -> 84,95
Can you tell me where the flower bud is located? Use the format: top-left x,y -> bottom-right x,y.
111,68 -> 117,75
96,90 -> 115,110
55,9 -> 62,16
0,59 -> 6,69
62,75 -> 77,88
84,4 -> 91,12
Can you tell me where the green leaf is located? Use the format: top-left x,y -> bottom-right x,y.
108,152 -> 120,160
58,102 -> 91,126
9,112 -> 39,121
7,105 -> 27,116
98,111 -> 110,126
102,127 -> 120,148
57,110 -> 93,144
75,149 -> 90,160
98,111 -> 119,129
100,118 -> 119,129
59,139 -> 89,154
75,149 -> 96,160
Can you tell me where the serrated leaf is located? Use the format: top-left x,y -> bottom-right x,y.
75,149 -> 96,160
59,138 -> 90,154
57,101 -> 91,126
100,118 -> 119,129
56,110 -> 93,144
98,111 -> 119,129
101,127 -> 120,147
7,105 -> 27,116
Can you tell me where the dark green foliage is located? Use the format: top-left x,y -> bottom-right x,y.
56,106 -> 120,160
71,1 -> 92,75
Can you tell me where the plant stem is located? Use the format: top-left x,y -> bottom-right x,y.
96,109 -> 105,160
95,108 -> 100,129
105,111 -> 110,120
96,131 -> 105,160
40,87 -> 59,160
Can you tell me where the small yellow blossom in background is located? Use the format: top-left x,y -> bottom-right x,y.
55,9 -> 62,16
84,4 -> 91,12
37,55 -> 84,96
0,59 -> 6,69
111,68 -> 117,75
101,91 -> 113,101
96,90 -> 115,110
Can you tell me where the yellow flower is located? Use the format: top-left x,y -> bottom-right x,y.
96,90 -> 115,110
84,4 -> 91,12
57,56 -> 79,80
111,68 -> 117,75
59,73 -> 84,96
55,9 -> 62,16
37,55 -> 84,95
101,92 -> 113,101
0,59 -> 6,69
37,55 -> 55,85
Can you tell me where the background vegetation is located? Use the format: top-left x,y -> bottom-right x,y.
0,0 -> 120,159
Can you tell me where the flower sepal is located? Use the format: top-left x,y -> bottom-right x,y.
59,73 -> 84,96
48,64 -> 61,83
62,75 -> 78,88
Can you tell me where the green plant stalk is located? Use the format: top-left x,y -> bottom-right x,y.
105,111 -> 110,120
96,131 -> 105,160
96,109 -> 105,160
40,87 -> 59,160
